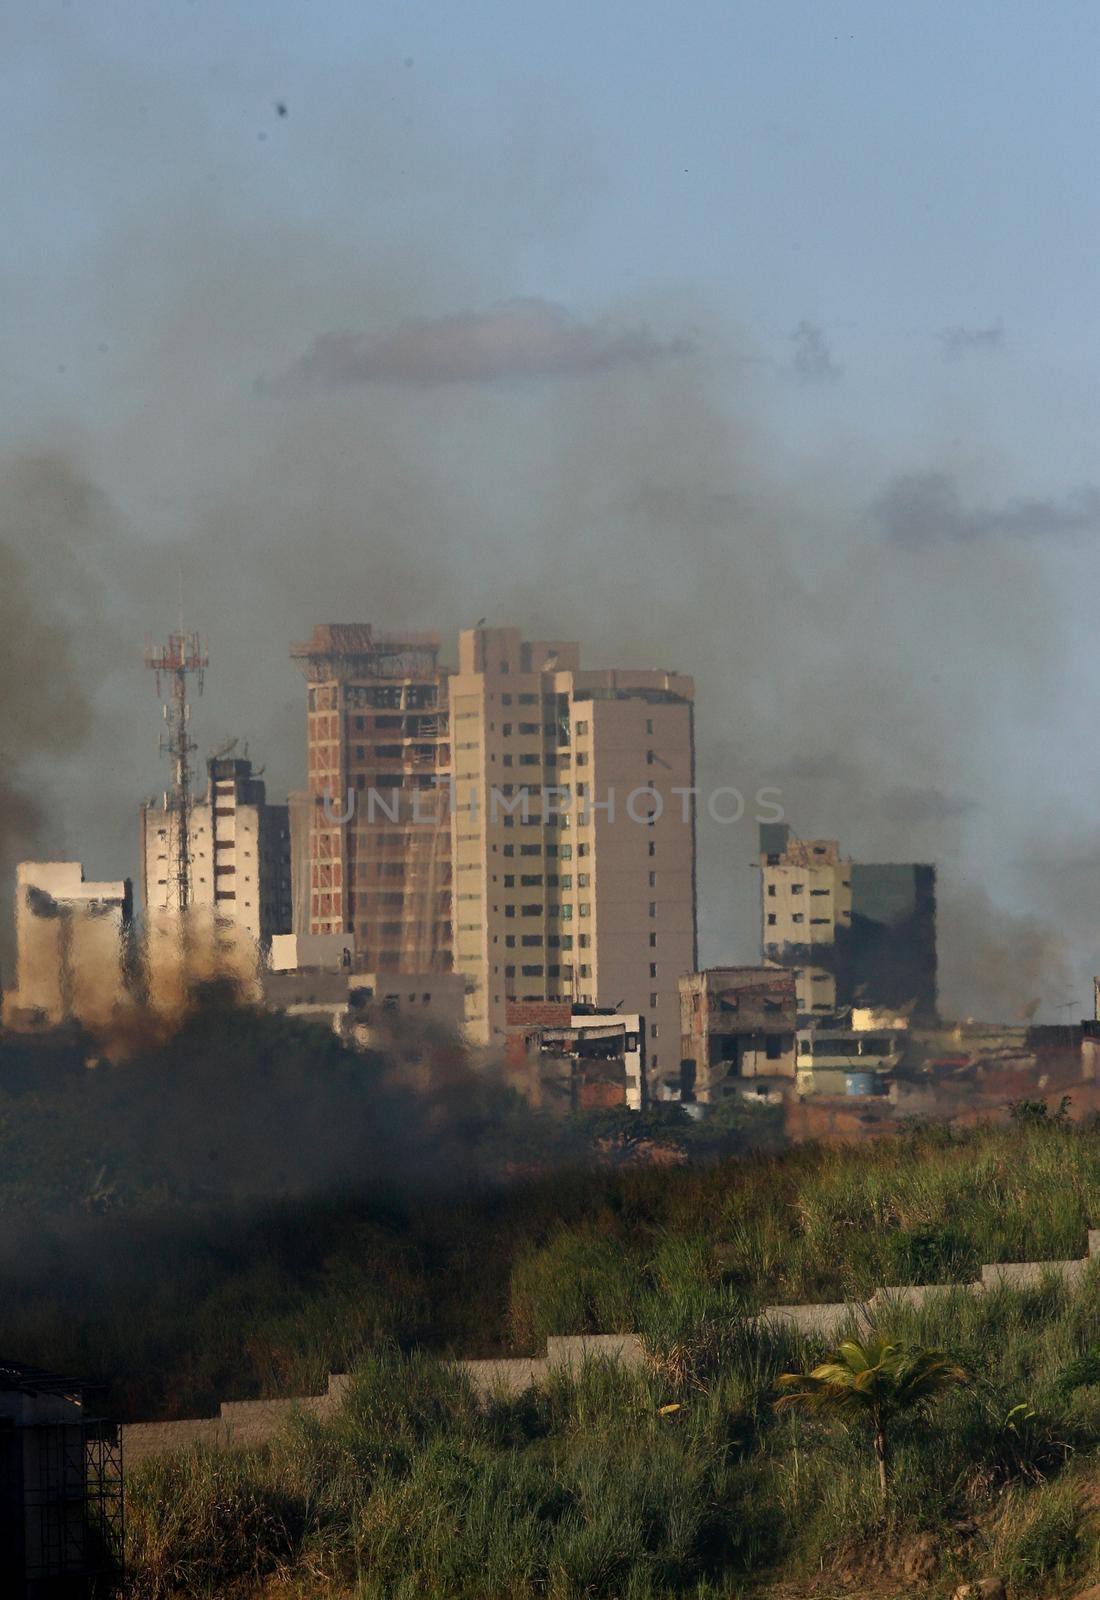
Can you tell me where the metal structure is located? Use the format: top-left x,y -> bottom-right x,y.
0,1360 -> 123,1598
144,630 -> 208,913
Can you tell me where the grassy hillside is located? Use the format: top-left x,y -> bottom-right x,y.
1,1004 -> 1099,1423
6,1004 -> 1100,1594
126,1284 -> 1100,1598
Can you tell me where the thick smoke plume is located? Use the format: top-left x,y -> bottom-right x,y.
0,536 -> 92,975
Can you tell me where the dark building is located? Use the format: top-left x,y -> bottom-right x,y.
846,862 -> 937,1019
0,1359 -> 123,1597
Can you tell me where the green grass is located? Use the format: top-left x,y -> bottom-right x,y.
125,1287 -> 1100,1598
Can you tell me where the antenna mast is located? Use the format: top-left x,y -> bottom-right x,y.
144,629 -> 208,912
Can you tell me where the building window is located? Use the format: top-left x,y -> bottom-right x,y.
767,884 -> 776,897
649,902 -> 657,917
791,883 -> 804,894
792,913 -> 804,924
651,1023 -> 659,1038
650,992 -> 658,1008
575,720 -> 588,735
649,871 -> 656,887
649,932 -> 657,948
649,963 -> 657,978
646,718 -> 654,734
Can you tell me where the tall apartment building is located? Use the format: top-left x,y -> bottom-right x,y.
140,753 -> 292,944
450,626 -> 696,1072
759,823 -> 937,1022
291,625 -> 452,972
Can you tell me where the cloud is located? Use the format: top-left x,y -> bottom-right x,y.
878,785 -> 977,825
790,320 -> 841,384
264,298 -> 694,393
938,321 -> 1005,360
873,471 -> 1100,544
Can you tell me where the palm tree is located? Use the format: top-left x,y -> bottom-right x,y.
775,1335 -> 968,1497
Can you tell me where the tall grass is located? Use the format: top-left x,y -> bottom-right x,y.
126,1281 -> 1100,1598
3,1119 -> 1100,1418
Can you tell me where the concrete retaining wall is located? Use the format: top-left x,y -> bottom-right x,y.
122,1235 -> 1100,1463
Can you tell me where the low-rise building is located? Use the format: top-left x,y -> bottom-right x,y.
794,1022 -> 904,1097
677,967 -> 798,1104
505,1000 -> 646,1111
263,941 -> 466,1047
3,862 -> 133,1029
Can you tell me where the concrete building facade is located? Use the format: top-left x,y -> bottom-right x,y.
141,754 -> 291,945
678,966 -> 798,1103
291,625 -> 452,972
759,823 -> 937,1023
448,626 -> 696,1074
4,862 -> 133,1028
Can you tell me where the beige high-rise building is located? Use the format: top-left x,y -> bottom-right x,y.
450,627 -> 696,1080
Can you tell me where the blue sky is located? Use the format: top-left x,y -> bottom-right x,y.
3,0 -> 1100,1015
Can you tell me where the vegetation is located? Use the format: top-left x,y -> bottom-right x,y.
5,1006 -> 1100,1592
125,1285 -> 1100,1598
775,1335 -> 969,1495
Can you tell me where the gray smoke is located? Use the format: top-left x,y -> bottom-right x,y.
0,21 -> 1091,1022
938,322 -> 1005,360
874,471 -> 1100,544
265,297 -> 694,392
0,527 -> 93,975
790,319 -> 842,384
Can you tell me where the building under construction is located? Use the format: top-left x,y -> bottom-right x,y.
0,1358 -> 123,1597
291,625 -> 453,973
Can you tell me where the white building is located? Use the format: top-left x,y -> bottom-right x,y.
140,754 -> 292,944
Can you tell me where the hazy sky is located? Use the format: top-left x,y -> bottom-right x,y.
3,0 -> 1100,1017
